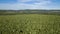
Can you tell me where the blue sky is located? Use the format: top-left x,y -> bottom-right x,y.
0,0 -> 60,10
0,0 -> 17,3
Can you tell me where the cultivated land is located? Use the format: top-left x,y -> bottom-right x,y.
0,10 -> 60,34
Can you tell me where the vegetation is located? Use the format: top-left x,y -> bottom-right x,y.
0,10 -> 60,34
0,10 -> 60,15
0,14 -> 60,34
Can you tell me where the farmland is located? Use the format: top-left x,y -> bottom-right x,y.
0,10 -> 60,34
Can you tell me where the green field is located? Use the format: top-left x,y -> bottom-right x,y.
0,14 -> 60,34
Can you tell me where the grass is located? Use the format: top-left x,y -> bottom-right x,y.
0,14 -> 60,34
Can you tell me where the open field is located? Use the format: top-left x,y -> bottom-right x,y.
0,14 -> 60,34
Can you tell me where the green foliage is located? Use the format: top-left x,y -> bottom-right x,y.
0,14 -> 60,34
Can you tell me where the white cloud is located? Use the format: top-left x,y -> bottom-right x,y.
17,0 -> 52,9
18,0 -> 32,2
18,0 -> 51,3
0,0 -> 60,10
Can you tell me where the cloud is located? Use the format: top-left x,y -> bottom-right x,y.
16,0 -> 52,9
18,0 -> 49,2
0,0 -> 60,10
18,0 -> 32,2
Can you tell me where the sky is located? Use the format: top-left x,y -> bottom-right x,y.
0,0 -> 60,10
